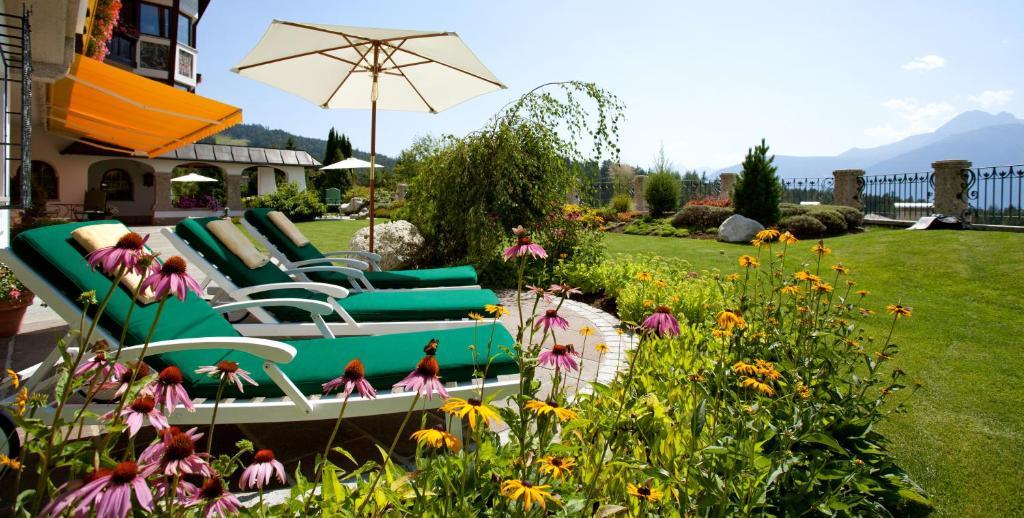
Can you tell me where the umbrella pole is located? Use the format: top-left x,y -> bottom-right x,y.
369,99 -> 377,253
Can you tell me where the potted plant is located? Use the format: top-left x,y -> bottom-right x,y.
0,261 -> 33,337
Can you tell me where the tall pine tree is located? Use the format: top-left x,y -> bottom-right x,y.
323,128 -> 337,164
732,138 -> 783,225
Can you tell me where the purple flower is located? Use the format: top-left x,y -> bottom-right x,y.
393,339 -> 449,400
109,362 -> 150,399
85,232 -> 151,275
140,256 -> 203,301
538,344 -> 580,372
534,309 -> 570,332
140,426 -> 203,464
195,360 -> 258,393
322,359 -> 376,399
526,285 -> 553,304
502,229 -> 548,262
642,306 -> 680,338
239,449 -> 287,490
75,352 -> 114,388
549,284 -> 582,298
186,477 -> 242,517
110,395 -> 168,437
49,461 -> 157,518
145,366 -> 194,414
156,427 -> 211,477
152,477 -> 197,502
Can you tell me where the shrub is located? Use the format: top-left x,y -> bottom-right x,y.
808,209 -> 848,235
831,205 -> 864,228
671,205 -> 734,229
644,171 -> 681,217
780,202 -> 808,217
687,196 -> 732,207
779,214 -> 827,239
610,193 -> 632,213
733,139 -> 783,225
245,182 -> 325,222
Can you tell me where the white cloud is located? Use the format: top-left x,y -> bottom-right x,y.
967,89 -> 1014,109
863,97 -> 957,141
901,55 -> 946,71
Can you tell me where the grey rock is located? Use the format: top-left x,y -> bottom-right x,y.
350,220 -> 425,270
718,214 -> 764,243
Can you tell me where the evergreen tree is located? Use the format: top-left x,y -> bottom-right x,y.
732,138 -> 783,225
323,128 -> 337,164
339,134 -> 353,158
285,137 -> 297,150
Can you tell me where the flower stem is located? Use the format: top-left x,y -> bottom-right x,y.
304,395 -> 350,515
205,374 -> 229,454
357,392 -> 421,515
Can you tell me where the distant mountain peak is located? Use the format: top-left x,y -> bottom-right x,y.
935,110 -> 1022,136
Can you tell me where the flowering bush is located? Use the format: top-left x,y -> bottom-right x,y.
0,261 -> 29,305
172,194 -> 223,211
687,195 -> 732,207
2,227 -> 928,516
85,0 -> 122,62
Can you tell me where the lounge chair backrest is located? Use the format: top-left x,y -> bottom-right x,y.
175,218 -> 296,289
243,208 -> 326,264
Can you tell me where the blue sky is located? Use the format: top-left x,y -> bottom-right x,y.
196,1 -> 1023,170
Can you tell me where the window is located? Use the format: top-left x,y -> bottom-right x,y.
100,169 -> 133,201
11,162 -> 59,204
139,2 -> 169,38
177,14 -> 193,46
139,40 -> 169,70
177,48 -> 194,78
107,34 -> 136,66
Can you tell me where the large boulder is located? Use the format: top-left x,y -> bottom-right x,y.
340,197 -> 367,215
718,214 -> 764,243
349,220 -> 425,270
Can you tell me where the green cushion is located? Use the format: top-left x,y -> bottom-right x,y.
187,323 -> 518,398
175,218 -> 498,322
243,208 -> 479,289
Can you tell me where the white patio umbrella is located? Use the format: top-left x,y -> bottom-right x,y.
320,157 -> 382,170
171,172 -> 218,183
232,21 -> 505,251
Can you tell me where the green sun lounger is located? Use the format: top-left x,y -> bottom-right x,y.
242,207 -> 479,290
3,220 -> 518,423
168,218 -> 497,336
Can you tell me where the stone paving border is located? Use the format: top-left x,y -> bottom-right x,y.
555,296 -> 638,394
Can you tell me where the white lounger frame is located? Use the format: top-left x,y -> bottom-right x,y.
0,247 -> 518,429
241,218 -> 480,292
161,229 -> 481,337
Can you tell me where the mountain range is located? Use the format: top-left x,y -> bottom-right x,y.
201,123 -> 398,168
715,110 -> 1024,178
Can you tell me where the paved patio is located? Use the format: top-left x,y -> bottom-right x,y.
2,225 -> 636,483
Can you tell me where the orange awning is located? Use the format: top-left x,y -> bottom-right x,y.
47,55 -> 242,157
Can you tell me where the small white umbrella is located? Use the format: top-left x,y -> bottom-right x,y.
233,21 -> 505,251
171,172 -> 218,183
320,157 -> 383,170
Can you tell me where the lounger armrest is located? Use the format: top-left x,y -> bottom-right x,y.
321,250 -> 382,271
284,266 -> 372,291
229,282 -> 350,300
212,298 -> 334,316
290,257 -> 370,270
116,337 -> 297,364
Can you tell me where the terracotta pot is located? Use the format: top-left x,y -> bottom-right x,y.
0,293 -> 34,337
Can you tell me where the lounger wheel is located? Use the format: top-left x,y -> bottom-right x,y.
0,410 -> 20,476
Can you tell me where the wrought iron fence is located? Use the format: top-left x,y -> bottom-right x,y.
860,172 -> 933,220
965,164 -> 1024,226
680,179 -> 721,204
780,177 -> 834,204
590,181 -> 633,207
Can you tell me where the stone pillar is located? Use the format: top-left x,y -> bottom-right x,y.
225,173 -> 243,212
719,172 -> 738,200
256,166 -> 277,195
152,171 -> 174,211
284,167 -> 307,192
633,175 -> 647,212
932,160 -> 971,218
832,169 -> 865,209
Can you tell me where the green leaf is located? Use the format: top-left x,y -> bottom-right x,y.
594,504 -> 628,517
801,432 -> 848,454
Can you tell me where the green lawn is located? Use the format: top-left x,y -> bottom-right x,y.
292,220 -> 1023,516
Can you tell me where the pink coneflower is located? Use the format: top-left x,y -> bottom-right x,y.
113,395 -> 169,437
65,461 -> 157,518
239,449 -> 287,490
526,285 -> 553,304
139,426 -> 203,463
642,306 -> 680,338
40,468 -> 111,517
393,340 -> 449,400
152,477 -> 197,502
140,256 -> 203,301
502,227 -> 548,261
186,477 -> 243,517
549,284 -> 582,298
157,427 -> 211,477
538,344 -> 580,372
322,359 -> 376,399
109,361 -> 151,398
74,352 -> 113,381
146,366 -> 194,414
195,360 -> 258,393
534,309 -> 570,332
86,231 -> 151,275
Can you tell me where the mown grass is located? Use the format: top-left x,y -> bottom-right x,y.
292,219 -> 1022,516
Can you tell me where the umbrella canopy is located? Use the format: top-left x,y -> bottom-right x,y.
232,21 -> 505,251
321,157 -> 383,170
171,172 -> 218,183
